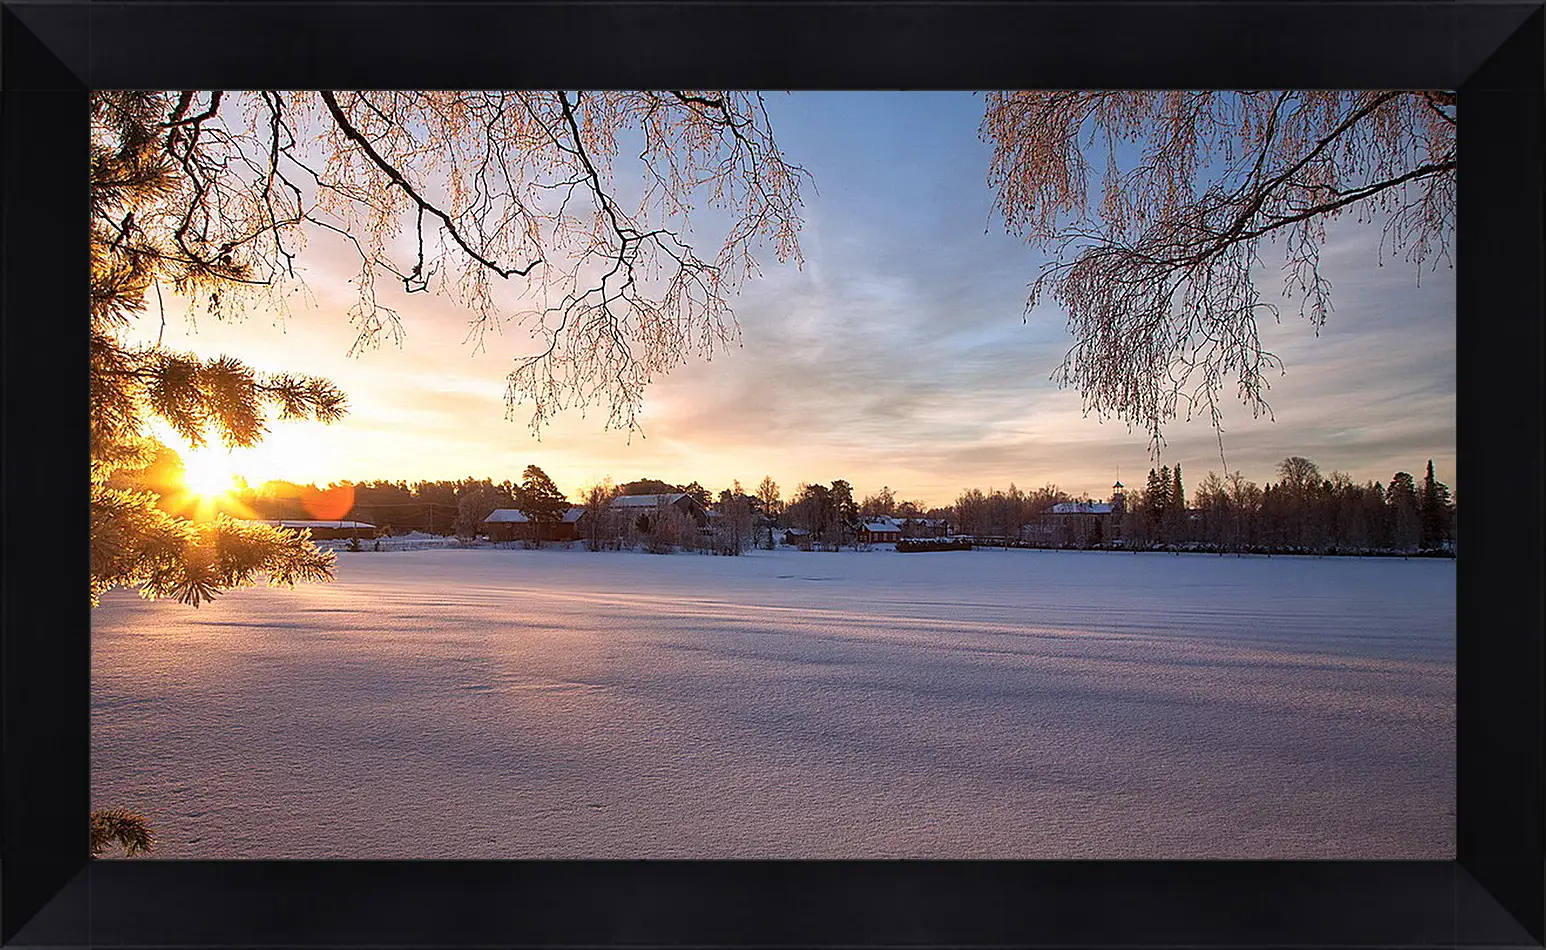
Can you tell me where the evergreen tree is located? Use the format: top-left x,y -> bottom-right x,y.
1169,464 -> 1187,542
91,96 -> 348,607
520,465 -> 569,539
90,808 -> 155,858
1419,460 -> 1453,549
1144,468 -> 1167,525
619,478 -> 681,496
1387,472 -> 1422,550
830,479 -> 858,540
681,481 -> 713,509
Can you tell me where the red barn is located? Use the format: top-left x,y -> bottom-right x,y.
483,507 -> 585,542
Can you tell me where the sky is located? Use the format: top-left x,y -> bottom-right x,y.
132,92 -> 1456,509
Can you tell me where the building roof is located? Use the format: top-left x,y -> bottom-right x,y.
485,507 -> 585,524
610,493 -> 690,508
862,520 -> 902,532
484,509 -> 530,523
1049,501 -> 1113,515
257,519 -> 375,529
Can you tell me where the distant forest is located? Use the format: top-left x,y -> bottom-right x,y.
124,446 -> 1456,557
951,457 -> 1456,557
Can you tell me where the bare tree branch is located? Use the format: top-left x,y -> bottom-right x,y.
983,90 -> 1455,454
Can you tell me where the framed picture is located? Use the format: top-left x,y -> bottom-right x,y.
4,2 -> 1541,946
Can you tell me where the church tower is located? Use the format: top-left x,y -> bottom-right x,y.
1109,471 -> 1126,543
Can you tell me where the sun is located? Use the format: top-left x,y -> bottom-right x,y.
181,448 -> 238,498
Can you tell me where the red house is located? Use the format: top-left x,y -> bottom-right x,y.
856,517 -> 903,544
483,507 -> 585,542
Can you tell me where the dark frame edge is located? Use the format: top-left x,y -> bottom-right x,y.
1,3 -> 92,946
1455,5 -> 1547,946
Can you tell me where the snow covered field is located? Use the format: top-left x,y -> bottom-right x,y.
91,546 -> 1454,859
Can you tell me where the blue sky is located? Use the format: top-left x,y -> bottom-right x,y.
137,91 -> 1456,508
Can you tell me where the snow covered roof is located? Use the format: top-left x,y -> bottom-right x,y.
484,509 -> 530,523
1049,502 -> 1113,515
485,507 -> 585,523
611,493 -> 690,508
257,519 -> 374,529
862,520 -> 902,532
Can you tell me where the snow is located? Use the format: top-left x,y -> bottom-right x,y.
611,493 -> 688,508
1049,502 -> 1112,514
313,533 -> 467,552
483,509 -> 530,523
483,507 -> 586,524
91,546 -> 1454,859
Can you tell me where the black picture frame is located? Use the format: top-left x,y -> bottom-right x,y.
3,2 -> 1541,946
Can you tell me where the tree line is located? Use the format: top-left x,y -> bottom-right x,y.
949,457 -> 1455,556
1126,457 -> 1455,555
151,450 -> 1455,558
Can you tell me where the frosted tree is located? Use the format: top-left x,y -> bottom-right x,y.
453,479 -> 513,539
646,500 -> 697,554
790,482 -> 835,548
982,91 -> 1455,449
714,487 -> 755,555
756,476 -> 782,518
755,475 -> 781,548
860,486 -> 897,519
579,478 -> 621,551
954,487 -> 988,537
1193,471 -> 1231,549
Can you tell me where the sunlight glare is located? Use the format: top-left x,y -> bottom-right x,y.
182,448 -> 239,498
